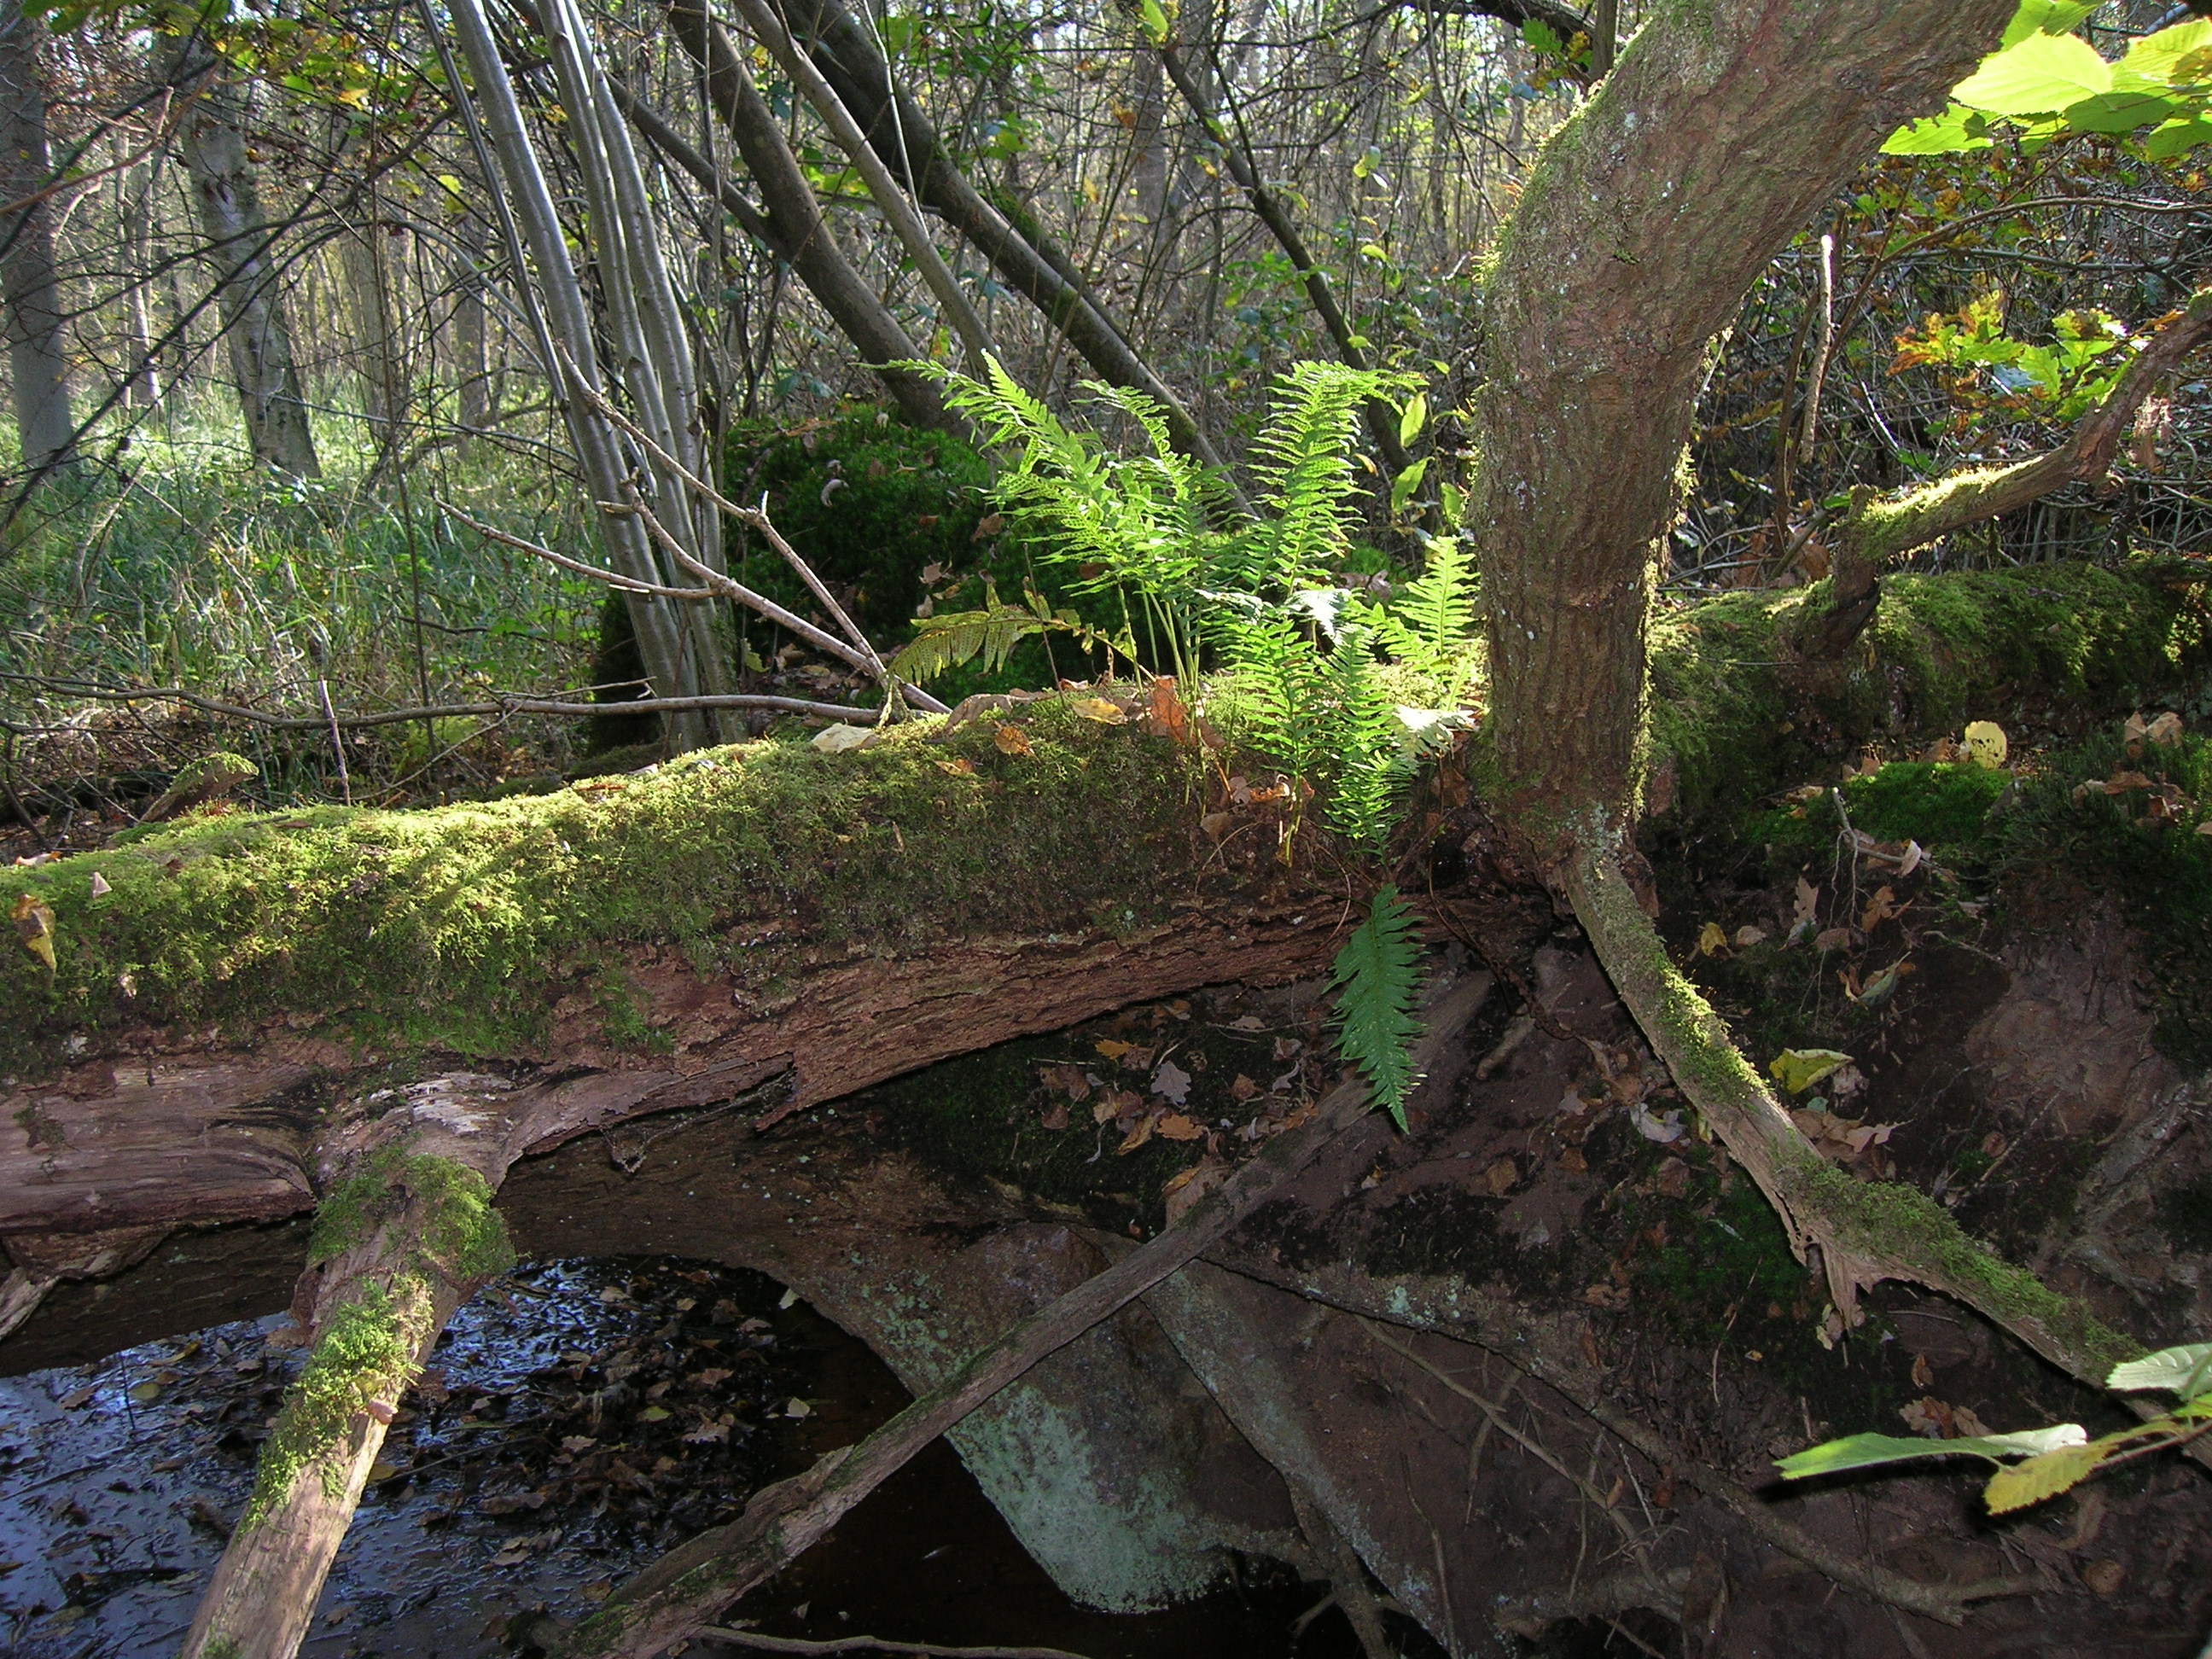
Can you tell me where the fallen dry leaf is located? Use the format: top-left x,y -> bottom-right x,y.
1733,924 -> 1767,948
1040,1102 -> 1068,1131
1697,921 -> 1728,958
1654,1156 -> 1690,1199
993,723 -> 1033,756
1813,926 -> 1854,952
1911,1353 -> 1935,1389
1068,696 -> 1126,724
1485,1156 -> 1518,1196
2146,710 -> 2184,748
12,892 -> 55,971
1145,676 -> 1191,744
1094,1039 -> 1134,1060
1151,1059 -> 1192,1104
1229,1074 -> 1259,1102
935,758 -> 976,777
810,723 -> 874,753
1117,1115 -> 1156,1155
1155,1113 -> 1204,1142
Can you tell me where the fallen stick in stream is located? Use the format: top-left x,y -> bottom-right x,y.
180,1126 -> 520,1659
537,970 -> 1494,1659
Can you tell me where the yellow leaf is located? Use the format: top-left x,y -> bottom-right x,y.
1155,1113 -> 1205,1142
1984,1443 -> 2104,1514
1094,1039 -> 1134,1059
1963,720 -> 2008,770
993,723 -> 1033,756
13,891 -> 55,971
1770,1048 -> 1853,1095
935,757 -> 976,777
1696,921 -> 1728,957
1117,1115 -> 1155,1155
1068,696 -> 1127,724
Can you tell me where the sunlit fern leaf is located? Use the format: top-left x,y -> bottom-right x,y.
1382,533 -> 1479,701
1321,623 -> 1416,847
888,594 -> 1062,683
1330,886 -> 1425,1128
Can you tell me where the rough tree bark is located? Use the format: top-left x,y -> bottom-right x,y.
1470,0 -> 2171,1403
0,0 -> 75,484
1476,0 -> 2018,837
172,44 -> 322,478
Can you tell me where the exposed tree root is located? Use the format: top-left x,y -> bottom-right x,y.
1563,827 -> 2141,1391
534,973 -> 1492,1659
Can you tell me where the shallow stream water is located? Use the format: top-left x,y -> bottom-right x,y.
1,1254 -> 1361,1659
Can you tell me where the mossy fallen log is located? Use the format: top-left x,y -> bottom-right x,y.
1,700 -> 1361,1245
1647,557 -> 2209,824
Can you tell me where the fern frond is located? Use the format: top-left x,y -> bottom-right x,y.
1330,887 -> 1424,1128
888,591 -> 1070,683
1216,604 -> 1330,788
1320,623 -> 1417,847
1374,533 -> 1479,704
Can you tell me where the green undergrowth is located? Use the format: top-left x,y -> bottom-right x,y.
1649,562 -> 2209,825
0,700 -> 1196,1076
1743,761 -> 2011,862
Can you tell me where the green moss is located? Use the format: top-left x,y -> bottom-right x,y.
1649,562 -> 2209,825
242,1278 -> 429,1530
307,1149 -> 515,1284
1799,1162 -> 2140,1382
0,701 -> 1191,1076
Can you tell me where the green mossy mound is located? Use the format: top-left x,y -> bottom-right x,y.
1650,561 -> 2211,824
0,703 -> 1196,1078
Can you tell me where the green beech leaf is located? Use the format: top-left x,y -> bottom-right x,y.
1389,457 -> 1428,517
2116,19 -> 2212,90
1956,32 -> 2110,114
1984,1442 -> 2104,1512
1769,1047 -> 1852,1095
1776,1423 -> 2087,1481
2001,0 -> 2100,47
1882,105 -> 1994,154
2107,1342 -> 2212,1398
1399,392 -> 1428,448
2062,89 -> 2178,133
1137,0 -> 1171,47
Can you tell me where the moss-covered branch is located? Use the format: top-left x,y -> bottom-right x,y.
1794,287 -> 2212,664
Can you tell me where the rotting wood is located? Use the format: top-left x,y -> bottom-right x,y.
532,972 -> 1491,1659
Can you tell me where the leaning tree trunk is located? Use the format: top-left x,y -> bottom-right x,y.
661,0 -> 961,437
1466,0 -> 2172,1400
0,0 -> 76,484
173,45 -> 322,478
1476,0 -> 2016,838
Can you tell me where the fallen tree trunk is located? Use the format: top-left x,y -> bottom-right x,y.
180,1126 -> 517,1659
1,701 -> 1350,1250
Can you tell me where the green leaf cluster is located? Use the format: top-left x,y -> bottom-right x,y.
1778,1340 -> 2212,1514
1885,4 -> 2212,159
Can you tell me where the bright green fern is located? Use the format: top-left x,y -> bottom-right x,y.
1330,886 -> 1426,1127
1320,621 -> 1416,848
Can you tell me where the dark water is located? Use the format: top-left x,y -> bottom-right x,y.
0,1255 -> 1363,1659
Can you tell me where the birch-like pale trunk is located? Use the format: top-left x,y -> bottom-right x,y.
443,0 -> 713,748
172,44 -> 321,477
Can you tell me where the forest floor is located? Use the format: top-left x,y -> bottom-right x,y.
3,684 -> 2210,1658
